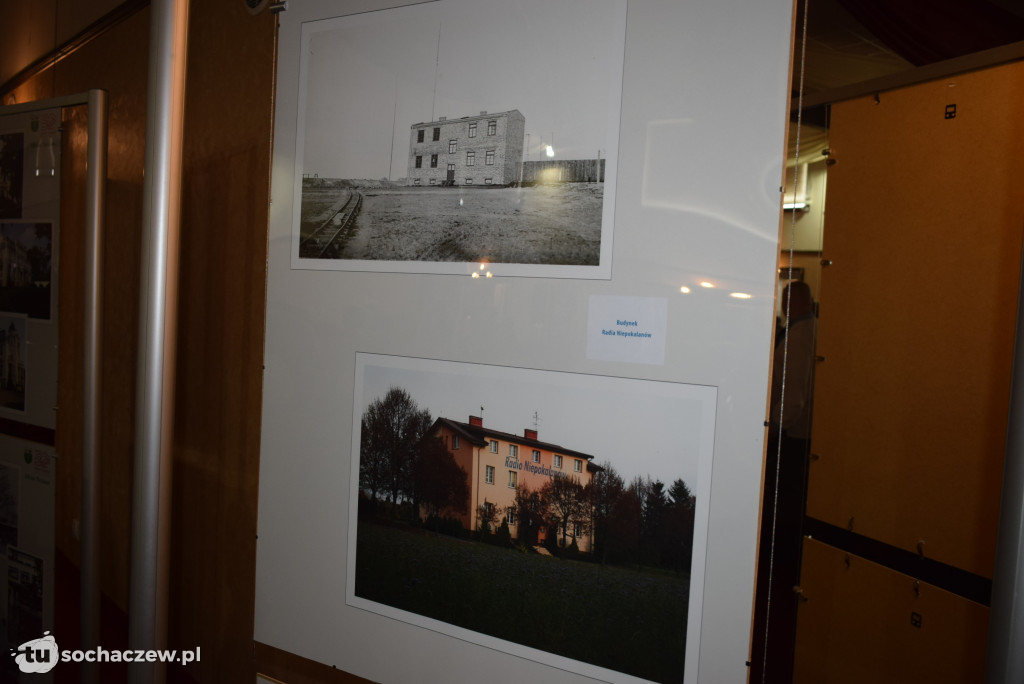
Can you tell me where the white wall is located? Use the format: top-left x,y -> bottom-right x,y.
255,1 -> 795,682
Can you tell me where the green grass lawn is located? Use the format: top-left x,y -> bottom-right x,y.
355,520 -> 689,683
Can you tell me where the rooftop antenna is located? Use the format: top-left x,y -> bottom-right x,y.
532,411 -> 542,430
431,22 -> 441,122
480,405 -> 484,423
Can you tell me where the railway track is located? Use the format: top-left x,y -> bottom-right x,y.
299,190 -> 363,258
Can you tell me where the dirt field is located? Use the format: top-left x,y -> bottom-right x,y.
301,181 -> 603,265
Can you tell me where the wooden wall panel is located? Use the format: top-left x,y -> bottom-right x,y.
805,61 -> 1024,577
794,538 -> 989,683
52,7 -> 151,615
5,1 -> 275,681
255,643 -> 375,684
0,0 -> 56,90
170,1 -> 275,678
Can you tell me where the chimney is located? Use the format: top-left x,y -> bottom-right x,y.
524,429 -> 537,441
439,116 -> 447,121
469,415 -> 483,427
480,111 -> 487,115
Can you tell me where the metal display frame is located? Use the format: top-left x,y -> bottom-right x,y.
0,88 -> 107,683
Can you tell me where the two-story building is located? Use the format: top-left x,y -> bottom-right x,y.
427,414 -> 599,551
406,110 -> 525,187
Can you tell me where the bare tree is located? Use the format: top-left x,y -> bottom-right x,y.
542,475 -> 587,548
414,436 -> 469,519
586,462 -> 624,564
514,484 -> 548,546
359,386 -> 432,510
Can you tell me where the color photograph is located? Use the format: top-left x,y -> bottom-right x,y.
348,354 -> 716,684
0,133 -> 23,220
0,314 -> 26,413
0,463 -> 17,555
0,222 -> 52,320
293,0 -> 625,277
5,547 -> 42,648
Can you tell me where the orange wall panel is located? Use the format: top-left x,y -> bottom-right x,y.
806,61 -> 1024,577
794,538 -> 988,684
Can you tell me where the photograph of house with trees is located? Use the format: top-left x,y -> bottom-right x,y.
349,355 -> 717,684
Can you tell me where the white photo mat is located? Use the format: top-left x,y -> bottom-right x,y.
347,353 -> 716,684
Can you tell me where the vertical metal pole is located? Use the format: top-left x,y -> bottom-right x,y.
128,0 -> 188,682
986,241 -> 1024,684
81,87 -> 108,684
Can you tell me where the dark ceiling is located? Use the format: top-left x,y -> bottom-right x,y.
799,0 -> 1024,95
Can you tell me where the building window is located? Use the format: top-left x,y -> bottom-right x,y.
417,129 -> 424,143
487,120 -> 496,135
554,454 -> 562,468
509,444 -> 518,457
573,522 -> 582,537
485,150 -> 495,165
413,179 -> 421,186
452,435 -> 459,449
485,465 -> 494,484
465,178 -> 473,185
449,140 -> 457,154
574,459 -> 582,473
489,440 -> 498,453
430,154 -> 438,168
507,509 -> 516,525
508,471 -> 517,488
469,122 -> 477,137
484,178 -> 493,185
415,156 -> 422,169
429,178 -> 436,185
466,151 -> 475,166
532,450 -> 540,463
432,127 -> 440,141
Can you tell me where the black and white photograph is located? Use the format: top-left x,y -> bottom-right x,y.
0,463 -> 16,555
5,547 -> 42,648
293,0 -> 625,277
0,222 -> 52,320
0,314 -> 26,413
348,354 -> 715,683
0,133 -> 23,220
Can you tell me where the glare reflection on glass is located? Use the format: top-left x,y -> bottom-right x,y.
680,286 -> 691,294
545,145 -> 554,158
485,272 -> 493,278
471,272 -> 480,279
699,281 -> 714,288
730,292 -> 752,300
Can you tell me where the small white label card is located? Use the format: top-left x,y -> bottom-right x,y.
586,295 -> 668,365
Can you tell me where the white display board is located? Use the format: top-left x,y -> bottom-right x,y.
0,437 -> 56,683
0,108 -> 61,431
256,1 -> 794,682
